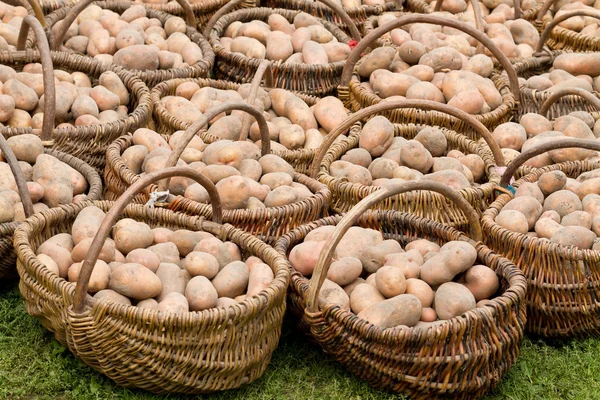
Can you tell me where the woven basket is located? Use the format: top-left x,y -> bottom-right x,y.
206,2 -> 361,96
33,0 -> 214,88
257,0 -> 397,34
309,99 -> 505,230
405,0 -> 541,21
15,166 -> 290,393
2,17 -> 151,172
482,138 -> 600,337
275,181 -> 527,400
151,62 -> 352,174
534,4 -> 600,52
339,14 -> 519,134
0,134 -> 102,280
106,102 -> 331,243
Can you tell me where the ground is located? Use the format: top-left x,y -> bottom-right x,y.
2,281 -> 600,400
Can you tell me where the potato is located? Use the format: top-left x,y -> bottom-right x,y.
561,211 -> 592,229
183,251 -> 219,279
461,265 -> 499,301
357,294 -> 422,328
71,237 -> 115,263
3,78 -> 37,111
318,278 -> 350,310
503,196 -> 543,229
155,262 -> 186,302
113,44 -> 159,70
398,40 -> 426,64
68,260 -> 111,293
114,223 -> 154,254
420,241 -> 477,286
36,253 -> 60,276
375,265 -> 407,298
93,289 -> 132,306
405,278 -> 434,307
434,282 -> 476,320
543,190 -> 582,218
322,256 -> 362,287
125,248 -> 160,272
341,148 -> 372,168
158,292 -> 189,314
357,47 -> 396,78
350,283 -> 385,314
148,242 -> 180,265
0,93 -> 14,122
515,182 -> 545,204
312,96 -> 346,133
137,298 -> 159,310
419,46 -> 463,72
550,226 -> 596,249
535,217 -> 563,239
495,210 -> 529,234
193,237 -> 232,269
109,262 -> 162,299
463,54 -> 493,78
185,275 -> 218,311
211,260 -> 249,298
358,116 -> 394,157
246,262 -> 274,297
538,171 -> 567,196
405,239 -> 439,256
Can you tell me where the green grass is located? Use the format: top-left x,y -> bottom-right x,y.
2,280 -> 600,400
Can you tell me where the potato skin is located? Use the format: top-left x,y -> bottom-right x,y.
434,282 -> 476,320
109,262 -> 163,300
357,294 -> 422,328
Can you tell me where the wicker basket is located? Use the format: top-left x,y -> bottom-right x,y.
339,14 -> 519,134
482,138 -> 600,337
0,128 -> 102,279
33,0 -> 215,88
405,0 -> 541,21
275,181 -> 527,399
257,0 -> 397,34
3,17 -> 151,172
309,99 -> 505,229
206,1 -> 361,96
151,61 -> 352,174
106,102 -> 331,243
534,4 -> 600,52
15,166 -> 290,393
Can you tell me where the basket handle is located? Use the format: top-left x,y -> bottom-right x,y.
315,0 -> 361,42
340,14 -> 520,101
21,0 -> 46,27
50,0 -> 94,50
535,9 -> 600,55
305,180 -> 482,313
204,0 -> 245,38
500,138 -> 600,187
16,15 -> 55,144
239,59 -> 273,141
539,87 -> 600,118
0,133 -> 34,218
73,166 -> 223,313
308,99 -> 505,179
175,0 -> 197,27
536,0 -> 557,24
157,101 -> 270,193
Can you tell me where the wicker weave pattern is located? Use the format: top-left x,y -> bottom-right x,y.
15,200 -> 289,393
31,1 -> 215,88
276,211 -> 527,399
482,159 -> 600,337
150,77 -> 330,173
209,8 -> 351,96
105,135 -> 332,243
0,149 -> 103,279
316,123 -> 500,229
539,14 -> 600,52
0,50 -> 151,172
404,0 -> 542,19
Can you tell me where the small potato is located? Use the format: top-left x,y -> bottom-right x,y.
434,282 -> 476,320
93,289 -> 132,306
185,276 -> 218,311
327,257 -> 362,287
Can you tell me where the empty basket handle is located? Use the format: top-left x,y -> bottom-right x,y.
500,138 -> 600,187
73,166 -> 223,313
539,87 -> 600,118
16,15 -> 55,144
309,99 -> 505,179
305,180 -> 482,313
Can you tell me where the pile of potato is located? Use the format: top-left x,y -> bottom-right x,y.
551,1 -> 600,34
328,116 -> 487,190
123,128 -> 315,210
35,205 -> 275,312
290,225 -> 500,329
0,3 -> 29,51
521,53 -> 600,93
55,4 -> 204,70
220,12 -> 351,64
492,113 -> 600,166
161,83 -> 348,152
0,63 -> 130,128
0,134 -> 90,223
494,168 -> 600,251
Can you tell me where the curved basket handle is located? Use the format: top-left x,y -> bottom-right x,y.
50,0 -> 95,50
539,87 -> 600,118
204,0 -> 245,38
316,0 -> 361,42
240,59 -> 273,141
500,138 -> 600,187
0,134 -> 34,217
17,15 -> 55,144
340,14 -> 520,101
535,9 -> 600,54
22,0 -> 46,28
536,0 -> 557,23
304,180 -> 482,313
157,101 -> 271,192
73,166 -> 223,313
308,99 -> 505,179
174,0 -> 197,27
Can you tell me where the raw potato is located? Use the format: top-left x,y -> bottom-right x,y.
357,294 -> 422,328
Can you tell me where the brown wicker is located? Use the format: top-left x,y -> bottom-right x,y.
3,17 -> 151,172
339,14 -> 519,134
275,181 -> 527,399
106,102 -> 331,243
482,138 -> 600,337
534,3 -> 600,52
150,62 -> 352,174
257,0 -> 397,34
135,0 -> 255,31
32,0 -> 215,88
309,99 -> 504,230
206,2 -> 361,96
15,166 -> 289,393
405,0 -> 541,20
